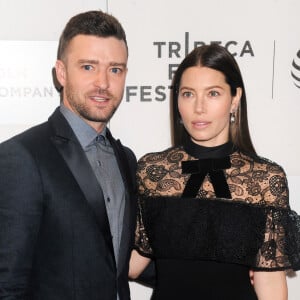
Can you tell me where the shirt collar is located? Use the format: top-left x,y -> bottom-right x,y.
60,104 -> 108,148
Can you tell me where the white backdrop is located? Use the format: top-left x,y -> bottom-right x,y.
0,0 -> 299,299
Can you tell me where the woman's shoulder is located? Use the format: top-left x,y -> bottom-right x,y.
232,150 -> 289,207
233,150 -> 286,174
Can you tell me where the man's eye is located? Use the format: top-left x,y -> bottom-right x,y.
83,65 -> 93,71
111,67 -> 122,74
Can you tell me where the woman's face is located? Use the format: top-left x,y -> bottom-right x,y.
178,66 -> 241,147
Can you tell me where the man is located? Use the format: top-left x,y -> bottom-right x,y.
0,10 -> 136,299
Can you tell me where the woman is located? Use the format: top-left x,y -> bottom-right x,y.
129,44 -> 300,299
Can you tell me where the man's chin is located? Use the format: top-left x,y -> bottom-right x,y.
84,114 -> 113,124
78,107 -> 117,125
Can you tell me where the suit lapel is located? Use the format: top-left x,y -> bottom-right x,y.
106,130 -> 136,273
48,109 -> 115,258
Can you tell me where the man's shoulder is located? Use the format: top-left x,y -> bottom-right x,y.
106,129 -> 137,163
121,143 -> 136,158
117,143 -> 137,171
1,121 -> 50,147
0,121 -> 53,170
0,108 -> 64,148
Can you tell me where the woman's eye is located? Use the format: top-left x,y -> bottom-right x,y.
182,91 -> 193,97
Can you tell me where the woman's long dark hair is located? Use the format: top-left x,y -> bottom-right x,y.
171,44 -> 256,156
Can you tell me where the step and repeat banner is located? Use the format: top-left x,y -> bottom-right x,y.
0,0 -> 299,299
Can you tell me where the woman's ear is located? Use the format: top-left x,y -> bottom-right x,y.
231,87 -> 242,112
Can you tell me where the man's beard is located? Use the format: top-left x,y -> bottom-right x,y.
72,101 -> 118,123
65,86 -> 119,124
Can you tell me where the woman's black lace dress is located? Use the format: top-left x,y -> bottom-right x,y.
135,140 -> 300,300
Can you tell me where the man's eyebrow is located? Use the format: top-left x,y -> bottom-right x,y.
77,60 -> 127,68
77,59 -> 99,64
109,62 -> 127,68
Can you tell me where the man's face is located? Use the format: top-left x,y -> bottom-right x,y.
55,34 -> 128,133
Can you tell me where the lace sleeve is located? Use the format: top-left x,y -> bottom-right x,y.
134,198 -> 153,258
254,208 -> 300,271
254,167 -> 300,271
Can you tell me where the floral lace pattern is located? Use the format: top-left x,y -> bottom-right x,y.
137,147 -> 288,206
135,146 -> 300,271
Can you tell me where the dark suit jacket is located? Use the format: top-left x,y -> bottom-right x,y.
0,108 -> 137,300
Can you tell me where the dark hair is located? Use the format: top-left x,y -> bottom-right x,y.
171,44 -> 256,156
57,10 -> 128,60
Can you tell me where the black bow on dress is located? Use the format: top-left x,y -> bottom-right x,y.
181,156 -> 232,198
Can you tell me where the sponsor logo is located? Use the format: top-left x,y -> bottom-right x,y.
125,32 -> 255,102
291,50 -> 300,89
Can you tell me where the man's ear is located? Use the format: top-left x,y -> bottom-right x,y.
55,60 -> 66,87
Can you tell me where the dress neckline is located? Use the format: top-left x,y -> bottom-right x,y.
183,139 -> 236,159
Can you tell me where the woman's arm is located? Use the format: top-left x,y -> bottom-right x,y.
253,271 -> 287,300
129,249 -> 151,279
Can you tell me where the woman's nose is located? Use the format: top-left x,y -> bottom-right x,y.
194,96 -> 206,114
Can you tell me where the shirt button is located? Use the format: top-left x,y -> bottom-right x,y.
107,197 -> 111,202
